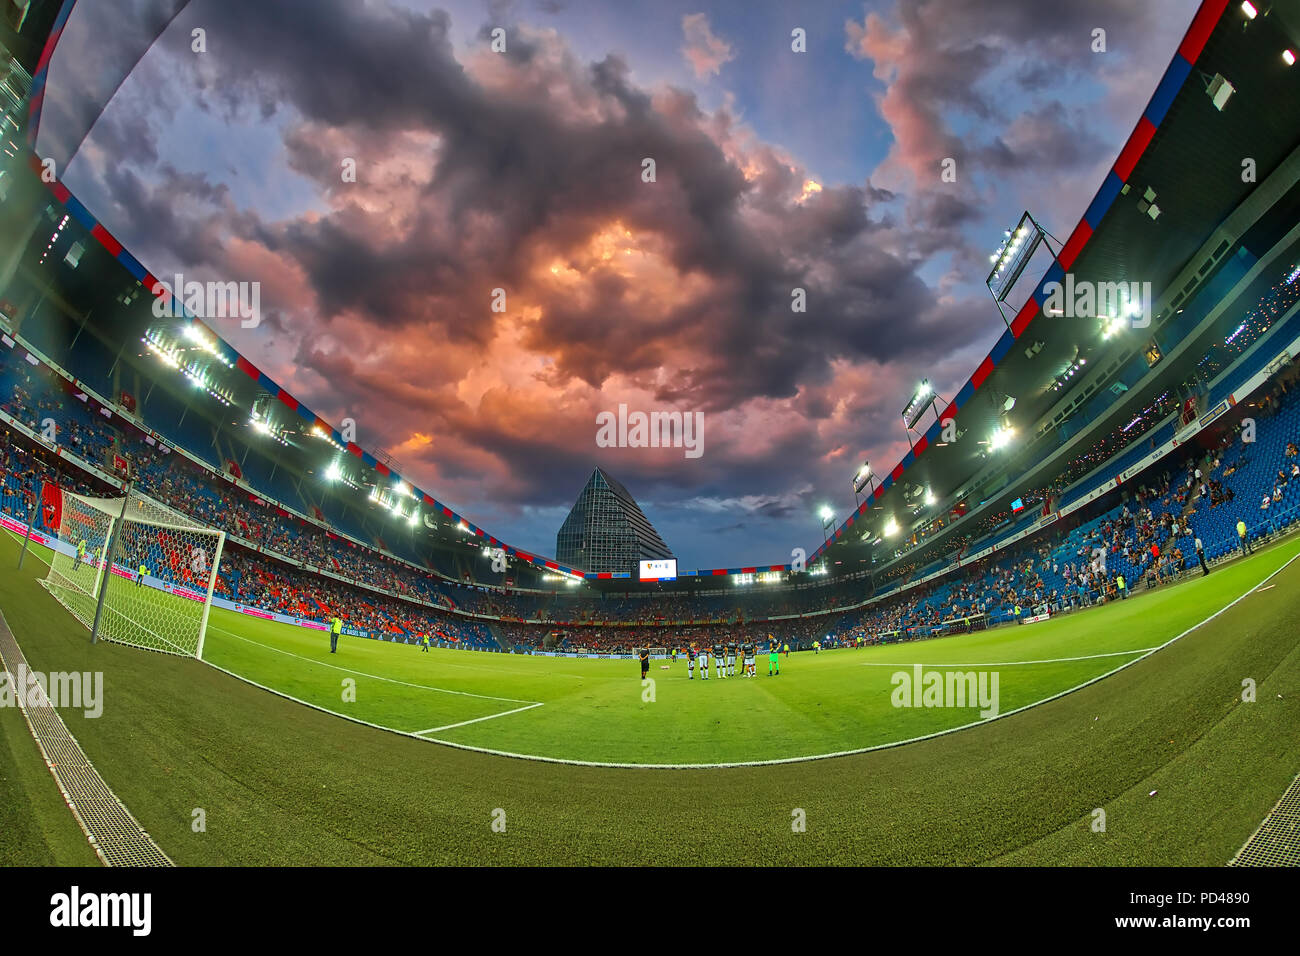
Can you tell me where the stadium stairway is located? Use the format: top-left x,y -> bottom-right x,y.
482,621 -> 510,652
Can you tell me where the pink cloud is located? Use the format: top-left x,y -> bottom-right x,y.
680,12 -> 736,80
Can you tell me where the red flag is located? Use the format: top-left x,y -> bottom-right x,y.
40,483 -> 62,532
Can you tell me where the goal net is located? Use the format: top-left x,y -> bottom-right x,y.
41,488 -> 226,659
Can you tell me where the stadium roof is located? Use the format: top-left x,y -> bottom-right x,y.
809,0 -> 1300,573
11,0 -> 1299,587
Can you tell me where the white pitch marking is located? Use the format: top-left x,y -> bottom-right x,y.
208,624 -> 540,704
859,648 -> 1158,668
414,702 -> 546,735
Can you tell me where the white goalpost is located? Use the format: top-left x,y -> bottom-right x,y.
41,487 -> 226,659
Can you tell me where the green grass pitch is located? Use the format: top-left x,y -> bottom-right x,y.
2,527 -> 1299,865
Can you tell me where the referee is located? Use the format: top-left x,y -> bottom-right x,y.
329,615 -> 343,654
639,647 -> 650,679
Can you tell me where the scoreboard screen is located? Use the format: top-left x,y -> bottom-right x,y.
638,559 -> 677,581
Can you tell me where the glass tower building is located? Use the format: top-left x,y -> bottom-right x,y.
556,468 -> 673,573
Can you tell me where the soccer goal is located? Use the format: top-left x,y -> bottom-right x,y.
41,487 -> 226,659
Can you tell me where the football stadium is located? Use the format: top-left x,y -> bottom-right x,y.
0,0 -> 1299,906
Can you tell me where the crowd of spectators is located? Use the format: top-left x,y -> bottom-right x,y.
5,340 -> 1300,654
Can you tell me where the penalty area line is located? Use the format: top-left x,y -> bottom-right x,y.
206,623 -> 540,704
414,701 -> 545,735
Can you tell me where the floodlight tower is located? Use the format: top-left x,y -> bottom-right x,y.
853,461 -> 876,506
986,211 -> 1062,327
901,380 -> 947,448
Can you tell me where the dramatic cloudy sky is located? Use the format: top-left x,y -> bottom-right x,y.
36,0 -> 1201,568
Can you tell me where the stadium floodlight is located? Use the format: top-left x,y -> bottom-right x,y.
325,460 -> 342,481
884,517 -> 899,537
853,461 -> 874,496
986,212 -> 1052,320
1285,49 -> 1296,67
1241,1 -> 1258,19
1102,314 -> 1127,339
924,489 -> 936,506
990,426 -> 1015,450
820,505 -> 833,522
902,380 -> 941,431
143,334 -> 183,369
407,511 -> 418,526
902,380 -> 946,447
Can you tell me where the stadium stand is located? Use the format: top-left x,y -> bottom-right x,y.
4,313 -> 1300,656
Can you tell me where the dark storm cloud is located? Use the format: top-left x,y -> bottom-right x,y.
97,161 -> 231,268
846,0 -> 1196,237
979,102 -> 1109,172
119,0 -> 975,414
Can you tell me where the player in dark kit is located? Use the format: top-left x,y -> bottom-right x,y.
712,642 -> 726,679
687,644 -> 697,679
639,647 -> 650,679
726,641 -> 737,676
742,641 -> 756,677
